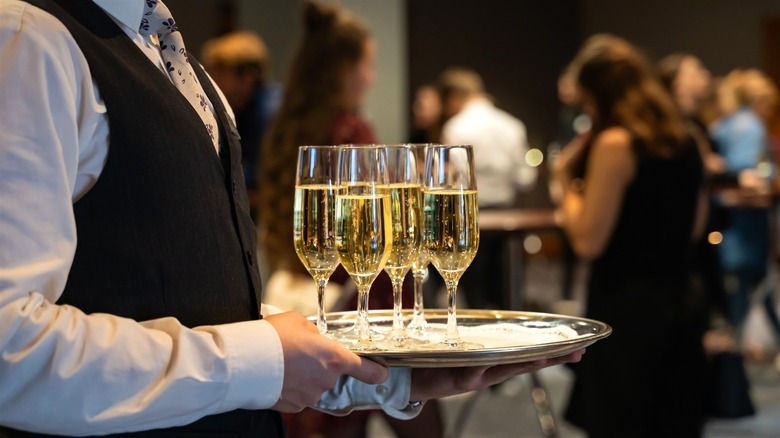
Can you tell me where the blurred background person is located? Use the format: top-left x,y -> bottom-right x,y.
257,2 -> 443,437
436,66 -> 537,310
710,68 -> 780,360
657,53 -> 724,175
438,66 -> 537,208
656,53 -> 729,330
201,31 -> 281,221
552,34 -> 708,437
408,84 -> 442,144
657,52 -> 759,418
259,0 -> 378,295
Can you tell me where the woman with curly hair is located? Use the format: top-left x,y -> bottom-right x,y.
552,35 -> 708,437
259,0 -> 377,282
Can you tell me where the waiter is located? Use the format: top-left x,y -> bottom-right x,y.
0,0 -> 583,436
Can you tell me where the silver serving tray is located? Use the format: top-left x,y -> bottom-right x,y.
313,309 -> 611,367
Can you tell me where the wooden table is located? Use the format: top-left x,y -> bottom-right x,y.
478,208 -> 559,310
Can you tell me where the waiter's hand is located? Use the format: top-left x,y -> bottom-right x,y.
409,349 -> 585,401
265,312 -> 388,412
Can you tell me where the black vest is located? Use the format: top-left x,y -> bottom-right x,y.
5,0 -> 283,436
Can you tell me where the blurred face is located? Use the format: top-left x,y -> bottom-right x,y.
342,38 -> 377,110
208,65 -> 257,112
413,87 -> 442,129
675,56 -> 711,115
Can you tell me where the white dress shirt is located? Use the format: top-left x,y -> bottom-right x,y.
441,97 -> 537,207
0,0 -> 410,435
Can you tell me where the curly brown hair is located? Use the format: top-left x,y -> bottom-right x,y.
258,0 -> 370,275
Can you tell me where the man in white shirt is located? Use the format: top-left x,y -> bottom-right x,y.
439,67 -> 537,209
0,1 -> 582,436
438,67 -> 538,309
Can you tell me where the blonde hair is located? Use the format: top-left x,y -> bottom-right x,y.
717,69 -> 779,120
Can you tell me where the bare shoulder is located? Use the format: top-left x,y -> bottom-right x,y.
592,127 -> 632,152
589,127 -> 635,179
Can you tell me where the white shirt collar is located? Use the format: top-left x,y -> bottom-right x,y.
92,0 -> 146,34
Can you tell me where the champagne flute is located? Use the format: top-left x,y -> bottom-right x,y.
293,145 -> 340,334
423,144 -> 480,348
382,145 -> 423,343
335,145 -> 392,347
407,144 -> 433,334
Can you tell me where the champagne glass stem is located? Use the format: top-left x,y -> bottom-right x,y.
356,285 -> 372,343
409,271 -> 427,331
444,280 -> 460,346
391,277 -> 405,339
316,278 -> 328,334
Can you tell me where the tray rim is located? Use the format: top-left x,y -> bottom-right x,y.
313,309 -> 612,367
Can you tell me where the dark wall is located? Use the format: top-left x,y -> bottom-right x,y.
407,0 -> 582,151
167,0 -> 236,57
582,0 -> 780,77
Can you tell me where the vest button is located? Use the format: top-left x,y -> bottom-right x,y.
246,250 -> 254,266
232,180 -> 237,194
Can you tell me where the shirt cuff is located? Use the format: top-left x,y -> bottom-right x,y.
213,319 -> 283,410
312,367 -> 421,420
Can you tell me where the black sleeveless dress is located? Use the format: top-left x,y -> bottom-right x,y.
564,136 -> 707,438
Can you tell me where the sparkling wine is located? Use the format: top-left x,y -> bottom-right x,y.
423,189 -> 479,283
293,184 -> 339,282
335,194 -> 392,288
383,183 -> 423,279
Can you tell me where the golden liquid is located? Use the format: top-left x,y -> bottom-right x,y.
423,189 -> 479,283
293,185 -> 339,282
335,194 -> 392,288
383,183 -> 423,279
